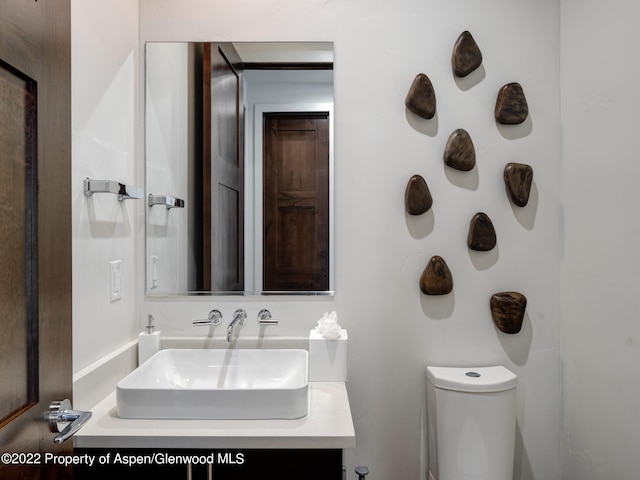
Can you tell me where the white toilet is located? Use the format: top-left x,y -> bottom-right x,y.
426,365 -> 518,480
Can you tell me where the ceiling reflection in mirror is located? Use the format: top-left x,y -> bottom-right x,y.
145,42 -> 334,296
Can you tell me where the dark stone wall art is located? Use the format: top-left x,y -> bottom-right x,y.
405,174 -> 433,215
504,162 -> 533,207
405,73 -> 436,119
490,292 -> 527,334
467,212 -> 497,251
420,256 -> 453,295
402,32 -> 535,336
452,31 -> 483,77
443,128 -> 476,171
495,82 -> 529,124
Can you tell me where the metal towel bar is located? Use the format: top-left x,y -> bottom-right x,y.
148,193 -> 185,209
83,177 -> 142,201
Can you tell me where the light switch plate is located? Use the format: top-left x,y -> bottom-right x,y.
110,260 -> 122,302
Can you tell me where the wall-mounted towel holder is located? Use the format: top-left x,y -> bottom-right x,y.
148,194 -> 185,209
83,177 -> 142,201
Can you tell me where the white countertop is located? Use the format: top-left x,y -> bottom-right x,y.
74,382 -> 355,450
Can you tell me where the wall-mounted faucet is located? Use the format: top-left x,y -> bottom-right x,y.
227,308 -> 247,342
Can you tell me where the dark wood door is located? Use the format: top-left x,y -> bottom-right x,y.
0,1 -> 72,479
263,113 -> 329,291
202,43 -> 244,291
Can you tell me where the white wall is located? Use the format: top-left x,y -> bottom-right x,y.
71,0 -> 140,372
139,1 -> 562,479
560,1 -> 640,478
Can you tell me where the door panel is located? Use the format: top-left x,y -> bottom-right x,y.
0,1 -> 72,479
0,59 -> 38,426
202,43 -> 244,291
263,113 -> 329,291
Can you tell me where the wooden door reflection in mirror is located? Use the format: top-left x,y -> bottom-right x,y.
263,112 -> 329,291
202,43 -> 244,292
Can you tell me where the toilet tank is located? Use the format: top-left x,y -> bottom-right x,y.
426,366 -> 517,480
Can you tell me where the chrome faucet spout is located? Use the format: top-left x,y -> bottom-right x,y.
227,308 -> 247,342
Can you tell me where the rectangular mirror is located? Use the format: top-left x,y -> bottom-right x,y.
145,42 -> 334,296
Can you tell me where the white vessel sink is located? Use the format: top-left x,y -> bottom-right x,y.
116,349 -> 309,420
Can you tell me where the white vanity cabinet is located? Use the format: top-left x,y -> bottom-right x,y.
73,382 -> 355,479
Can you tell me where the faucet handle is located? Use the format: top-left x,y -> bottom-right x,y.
258,309 -> 278,325
193,309 -> 223,326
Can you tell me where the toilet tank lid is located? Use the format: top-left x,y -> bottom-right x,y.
426,366 -> 517,393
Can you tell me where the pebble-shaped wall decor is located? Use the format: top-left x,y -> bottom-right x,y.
467,212 -> 497,251
495,82 -> 529,124
503,162 -> 533,207
405,174 -> 433,215
490,291 -> 527,334
402,34 -> 534,309
405,73 -> 436,119
420,256 -> 453,295
443,128 -> 476,171
452,31 -> 483,77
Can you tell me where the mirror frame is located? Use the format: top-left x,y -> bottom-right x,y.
144,42 -> 335,297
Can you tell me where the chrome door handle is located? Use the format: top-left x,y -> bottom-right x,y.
45,399 -> 92,444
